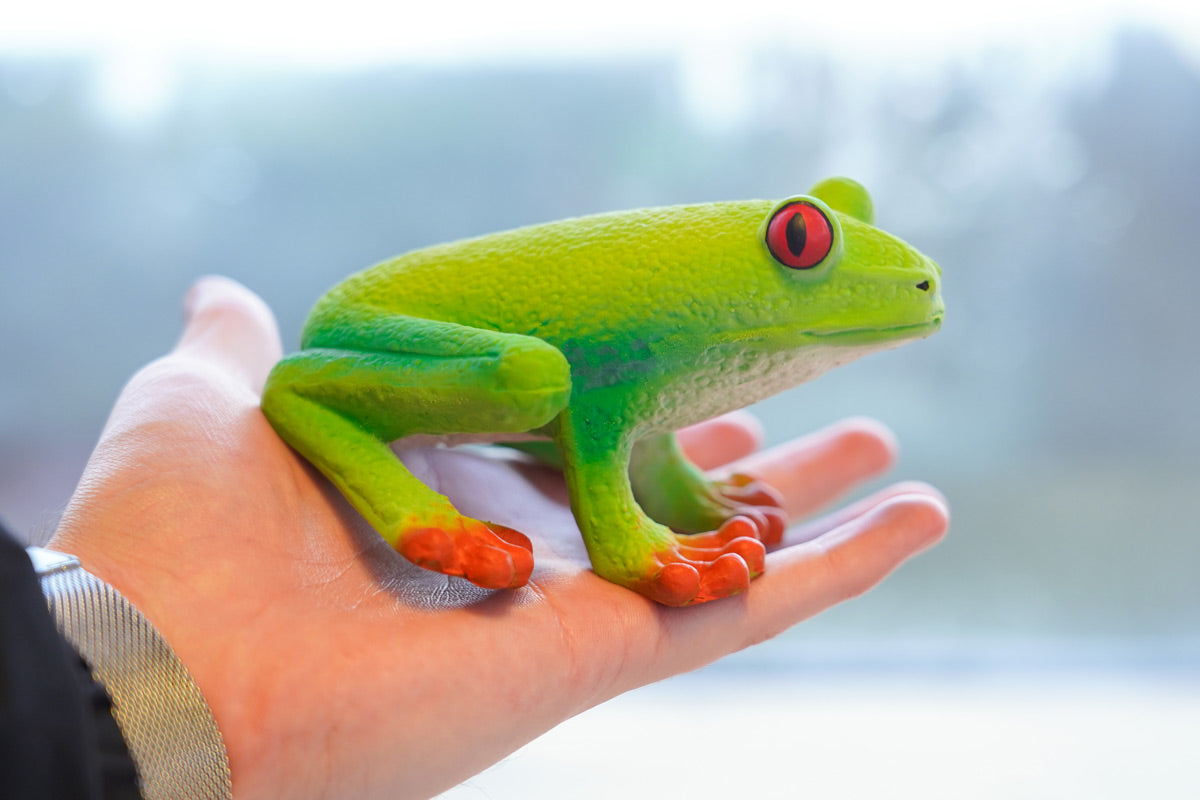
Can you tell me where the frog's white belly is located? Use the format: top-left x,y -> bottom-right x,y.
644,339 -> 903,433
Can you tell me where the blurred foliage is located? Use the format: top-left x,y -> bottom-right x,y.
2,27 -> 1197,647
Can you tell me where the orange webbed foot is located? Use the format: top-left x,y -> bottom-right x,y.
398,519 -> 534,590
636,516 -> 767,606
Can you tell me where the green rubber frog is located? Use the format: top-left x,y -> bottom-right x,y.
261,177 -> 943,606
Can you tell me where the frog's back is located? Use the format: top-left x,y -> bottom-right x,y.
312,201 -> 775,347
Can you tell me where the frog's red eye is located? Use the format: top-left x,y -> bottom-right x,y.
766,201 -> 834,269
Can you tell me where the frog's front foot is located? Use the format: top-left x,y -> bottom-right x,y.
635,516 -> 767,606
711,473 -> 788,546
398,517 -> 535,590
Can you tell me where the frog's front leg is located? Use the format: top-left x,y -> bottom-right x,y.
557,407 -> 769,606
261,309 -> 571,590
630,432 -> 787,545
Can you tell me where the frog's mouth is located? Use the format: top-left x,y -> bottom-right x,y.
807,316 -> 943,345
705,317 -> 941,362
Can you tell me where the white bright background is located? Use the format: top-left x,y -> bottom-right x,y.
5,1 -> 1199,127
9,0 -> 1196,61
5,2 -> 1200,798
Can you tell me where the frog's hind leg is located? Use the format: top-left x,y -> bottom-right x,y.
261,310 -> 571,590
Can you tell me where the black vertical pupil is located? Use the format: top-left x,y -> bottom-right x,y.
785,211 -> 807,255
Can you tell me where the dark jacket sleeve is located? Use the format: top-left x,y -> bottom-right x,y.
0,523 -> 141,799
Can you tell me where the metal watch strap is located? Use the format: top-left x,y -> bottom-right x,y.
28,547 -> 233,800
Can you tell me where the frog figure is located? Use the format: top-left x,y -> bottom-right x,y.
261,177 -> 943,606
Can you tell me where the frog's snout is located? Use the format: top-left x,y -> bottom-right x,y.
916,254 -> 942,292
912,255 -> 944,326
914,256 -> 942,304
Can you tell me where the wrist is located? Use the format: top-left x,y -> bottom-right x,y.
29,546 -> 233,800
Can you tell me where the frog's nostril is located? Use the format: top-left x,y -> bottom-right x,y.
916,280 -> 931,292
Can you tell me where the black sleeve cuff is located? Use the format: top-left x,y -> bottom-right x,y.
0,522 -> 140,799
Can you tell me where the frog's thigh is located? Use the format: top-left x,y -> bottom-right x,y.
296,312 -> 573,438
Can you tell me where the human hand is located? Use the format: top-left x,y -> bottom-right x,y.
50,276 -> 948,800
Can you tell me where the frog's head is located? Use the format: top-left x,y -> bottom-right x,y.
757,177 -> 943,347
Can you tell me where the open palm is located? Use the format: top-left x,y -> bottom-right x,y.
50,276 -> 948,799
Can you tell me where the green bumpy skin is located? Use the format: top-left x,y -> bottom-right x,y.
261,177 -> 944,606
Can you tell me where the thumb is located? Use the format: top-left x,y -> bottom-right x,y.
174,276 -> 283,393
